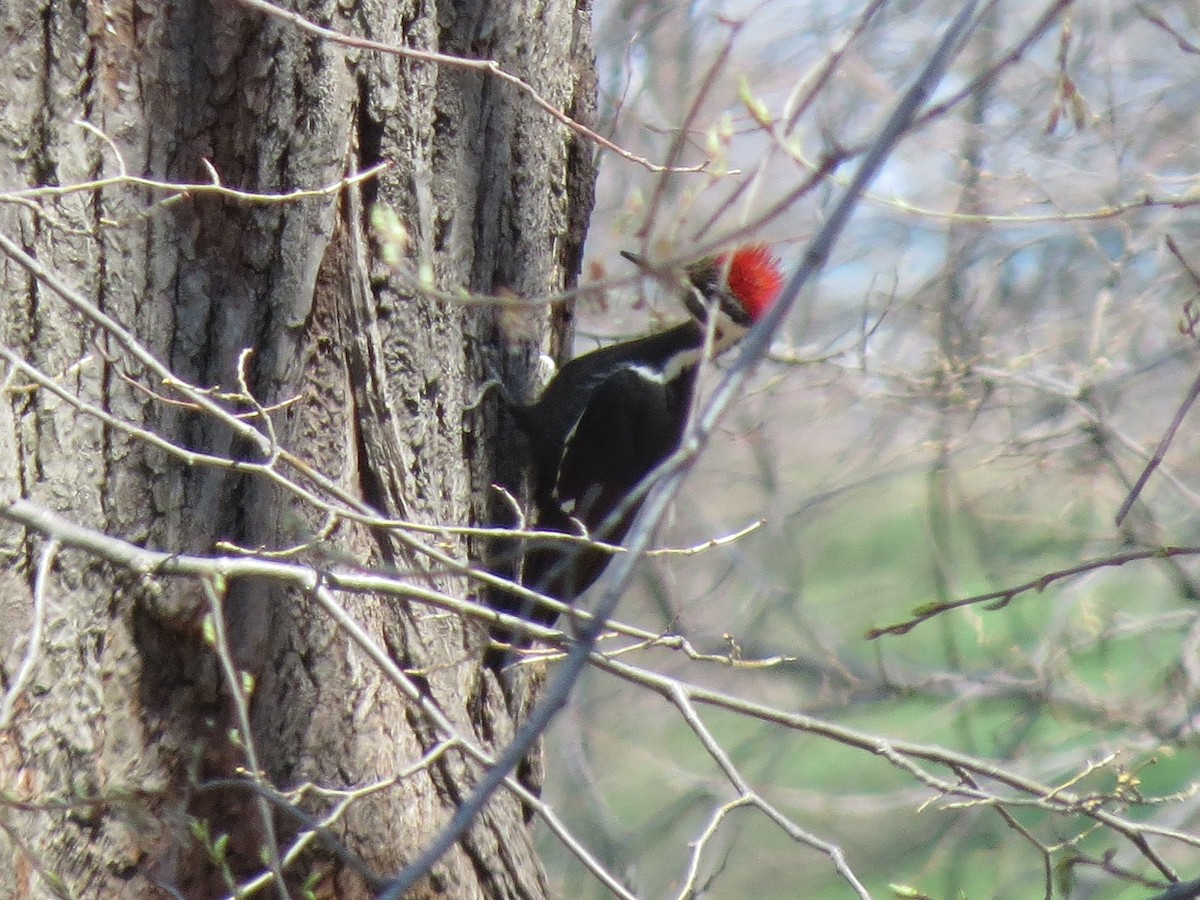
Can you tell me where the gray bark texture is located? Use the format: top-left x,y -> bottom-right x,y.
0,0 -> 595,896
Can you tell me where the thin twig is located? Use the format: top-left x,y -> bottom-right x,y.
0,540 -> 58,729
1114,235 -> 1200,526
667,683 -> 870,898
201,578 -> 290,900
1,156 -> 387,206
867,545 -> 1200,638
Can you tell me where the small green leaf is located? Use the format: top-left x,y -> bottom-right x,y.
371,204 -> 410,266
1054,854 -> 1079,897
190,817 -> 211,843
739,76 -> 772,127
705,125 -> 723,158
201,614 -> 217,647
888,884 -> 933,899
212,833 -> 229,863
912,601 -> 946,616
417,258 -> 435,288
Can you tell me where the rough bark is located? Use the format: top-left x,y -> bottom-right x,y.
0,0 -> 595,896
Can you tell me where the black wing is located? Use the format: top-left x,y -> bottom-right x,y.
521,366 -> 693,603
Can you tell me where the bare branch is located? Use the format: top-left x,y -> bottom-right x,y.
867,545 -> 1200,638
0,540 -> 58,730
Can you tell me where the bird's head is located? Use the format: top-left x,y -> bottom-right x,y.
681,244 -> 784,331
622,244 -> 784,346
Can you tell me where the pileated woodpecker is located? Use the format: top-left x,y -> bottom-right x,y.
490,244 -> 784,643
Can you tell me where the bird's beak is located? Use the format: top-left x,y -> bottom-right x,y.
624,250 -> 712,322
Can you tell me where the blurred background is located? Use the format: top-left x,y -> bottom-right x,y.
539,1 -> 1200,897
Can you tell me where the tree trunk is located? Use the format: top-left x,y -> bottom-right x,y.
0,0 -> 594,896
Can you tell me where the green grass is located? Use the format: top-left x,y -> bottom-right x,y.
540,463 -> 1200,899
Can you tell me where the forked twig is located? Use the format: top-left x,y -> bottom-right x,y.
1114,235 -> 1200,527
